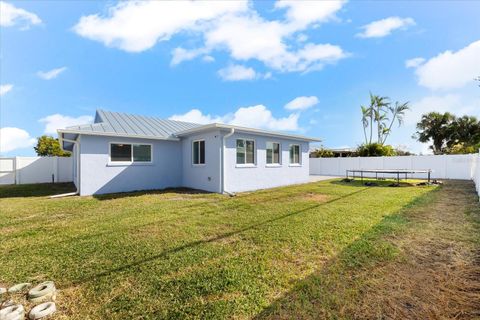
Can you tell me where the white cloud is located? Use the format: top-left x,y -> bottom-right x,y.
37,67 -> 67,80
170,104 -> 300,131
274,0 -> 345,30
405,57 -> 425,68
73,1 -> 248,52
0,1 -> 41,28
73,0 -> 348,74
230,105 -> 299,130
218,65 -> 257,81
357,17 -> 415,38
406,94 -> 480,126
39,114 -> 93,135
412,40 -> 480,90
202,55 -> 215,63
0,84 -> 13,96
204,13 -> 348,73
169,109 -> 224,124
285,96 -> 319,111
171,47 -> 209,66
0,127 -> 36,153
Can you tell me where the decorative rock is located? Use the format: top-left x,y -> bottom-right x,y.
27,282 -> 56,304
0,304 -> 25,320
8,283 -> 31,294
28,302 -> 56,320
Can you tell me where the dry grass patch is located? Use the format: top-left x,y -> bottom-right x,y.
301,193 -> 330,202
355,180 -> 480,319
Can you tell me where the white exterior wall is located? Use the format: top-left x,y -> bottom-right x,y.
310,154 -> 477,180
79,135 -> 183,196
182,130 -> 222,193
223,132 -> 310,193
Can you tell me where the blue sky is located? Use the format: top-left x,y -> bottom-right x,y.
1,0 -> 479,156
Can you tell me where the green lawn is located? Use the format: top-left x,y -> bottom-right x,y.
0,179 -> 459,319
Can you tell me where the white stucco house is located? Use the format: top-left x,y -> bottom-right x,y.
58,110 -> 320,196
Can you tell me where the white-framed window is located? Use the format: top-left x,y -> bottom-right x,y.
236,139 -> 255,165
192,140 -> 205,165
266,142 -> 280,165
289,144 -> 301,165
110,143 -> 152,163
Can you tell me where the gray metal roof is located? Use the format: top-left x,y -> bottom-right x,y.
59,109 -> 321,142
62,110 -> 202,140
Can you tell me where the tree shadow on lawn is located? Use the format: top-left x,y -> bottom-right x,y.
69,187 -> 371,286
330,179 -> 425,188
254,186 -> 448,319
0,182 -> 76,198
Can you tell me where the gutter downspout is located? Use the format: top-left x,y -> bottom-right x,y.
50,137 -> 80,198
221,128 -> 235,195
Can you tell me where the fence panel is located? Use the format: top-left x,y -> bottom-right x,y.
0,158 -> 15,185
310,154 -> 478,181
0,157 -> 73,185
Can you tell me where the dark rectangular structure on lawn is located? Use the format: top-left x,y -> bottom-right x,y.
346,169 -> 432,183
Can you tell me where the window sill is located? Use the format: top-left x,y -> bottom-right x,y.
107,162 -> 154,167
288,164 -> 302,167
265,164 -> 282,168
235,164 -> 257,168
192,164 -> 206,167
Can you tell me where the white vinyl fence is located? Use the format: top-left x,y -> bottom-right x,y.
310,154 -> 478,180
0,157 -> 73,185
473,155 -> 480,199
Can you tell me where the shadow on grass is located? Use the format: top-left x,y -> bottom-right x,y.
70,186 -> 371,286
0,182 -> 76,198
254,185 -> 439,319
330,179 -> 423,188
92,187 -> 210,201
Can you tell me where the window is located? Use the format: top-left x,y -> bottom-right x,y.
111,144 -> 132,162
289,144 -> 300,164
192,140 -> 205,165
133,144 -> 151,162
236,139 -> 255,165
266,142 -> 280,165
110,143 -> 152,163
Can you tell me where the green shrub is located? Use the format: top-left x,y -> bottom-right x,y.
356,143 -> 397,157
310,148 -> 335,158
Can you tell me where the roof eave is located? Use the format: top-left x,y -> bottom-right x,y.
174,123 -> 322,142
57,129 -> 181,141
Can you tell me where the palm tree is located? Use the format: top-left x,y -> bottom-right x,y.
360,93 -> 408,145
415,112 -> 455,154
361,105 -> 370,144
371,94 -> 390,143
381,101 -> 410,145
449,115 -> 480,148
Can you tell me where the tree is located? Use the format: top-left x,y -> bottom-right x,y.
449,115 -> 480,148
360,93 -> 410,145
34,135 -> 71,157
414,112 -> 455,154
382,101 -> 410,144
414,113 -> 480,154
356,143 -> 396,157
310,148 -> 334,158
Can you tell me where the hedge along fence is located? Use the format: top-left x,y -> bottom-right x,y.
309,154 -> 479,181
0,157 -> 73,185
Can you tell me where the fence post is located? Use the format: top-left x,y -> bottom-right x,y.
15,156 -> 19,184
53,156 -> 58,183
